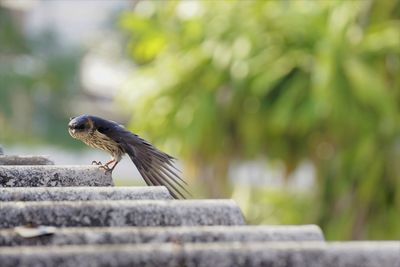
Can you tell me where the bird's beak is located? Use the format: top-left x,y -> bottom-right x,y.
68,125 -> 75,134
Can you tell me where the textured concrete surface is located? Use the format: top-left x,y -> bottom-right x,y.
0,200 -> 245,228
0,166 -> 113,187
0,242 -> 398,267
0,225 -> 323,246
0,186 -> 172,201
0,155 -> 54,165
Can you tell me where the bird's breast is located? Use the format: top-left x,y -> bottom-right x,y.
75,130 -> 124,161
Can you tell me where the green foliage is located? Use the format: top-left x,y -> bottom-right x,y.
233,186 -> 314,226
0,8 -> 81,146
118,0 -> 400,239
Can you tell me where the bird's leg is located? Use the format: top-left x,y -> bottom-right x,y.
104,159 -> 116,167
99,159 -> 119,174
108,160 -> 119,173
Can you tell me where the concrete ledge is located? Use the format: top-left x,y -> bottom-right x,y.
0,200 -> 245,228
0,242 -> 398,267
0,225 -> 323,246
0,187 -> 172,201
0,155 -> 54,165
0,166 -> 113,187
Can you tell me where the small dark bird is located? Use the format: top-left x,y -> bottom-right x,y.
68,115 -> 189,199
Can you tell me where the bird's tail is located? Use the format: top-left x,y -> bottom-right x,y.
124,140 -> 190,199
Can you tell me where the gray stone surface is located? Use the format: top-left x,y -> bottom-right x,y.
0,242 -> 398,267
0,165 -> 113,187
0,225 -> 323,246
0,146 -> 3,155
0,155 -> 54,165
0,186 -> 172,201
0,200 -> 244,228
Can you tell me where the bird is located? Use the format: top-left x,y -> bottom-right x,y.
68,115 -> 189,199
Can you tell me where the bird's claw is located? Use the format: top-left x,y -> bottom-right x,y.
98,165 -> 112,175
91,161 -> 102,166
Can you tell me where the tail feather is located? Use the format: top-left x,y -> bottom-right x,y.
152,157 -> 188,186
138,169 -> 153,187
148,168 -> 186,199
158,167 -> 191,195
140,168 -> 182,199
125,144 -> 190,199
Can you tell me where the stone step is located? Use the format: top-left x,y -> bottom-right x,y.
0,225 -> 324,246
0,200 -> 244,228
0,241 -> 398,267
0,186 -> 172,201
0,166 -> 113,187
0,155 -> 54,165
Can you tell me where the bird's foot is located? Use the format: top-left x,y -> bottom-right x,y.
98,165 -> 113,175
91,160 -> 102,166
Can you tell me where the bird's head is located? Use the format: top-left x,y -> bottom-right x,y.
68,115 -> 94,138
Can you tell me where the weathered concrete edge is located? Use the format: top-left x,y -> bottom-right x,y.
0,165 -> 113,187
0,155 -> 54,165
0,225 -> 324,246
0,242 -> 398,267
0,186 -> 173,201
0,199 -> 245,227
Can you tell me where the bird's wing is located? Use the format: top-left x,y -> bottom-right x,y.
96,121 -> 190,199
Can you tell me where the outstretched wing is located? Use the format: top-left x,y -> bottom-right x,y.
123,134 -> 190,199
93,117 -> 190,199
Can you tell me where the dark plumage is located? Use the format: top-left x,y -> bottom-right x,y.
68,115 -> 189,199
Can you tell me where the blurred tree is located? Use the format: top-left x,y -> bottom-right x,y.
0,7 -> 81,146
118,0 -> 400,239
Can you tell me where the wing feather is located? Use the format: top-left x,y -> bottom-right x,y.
94,117 -> 190,199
